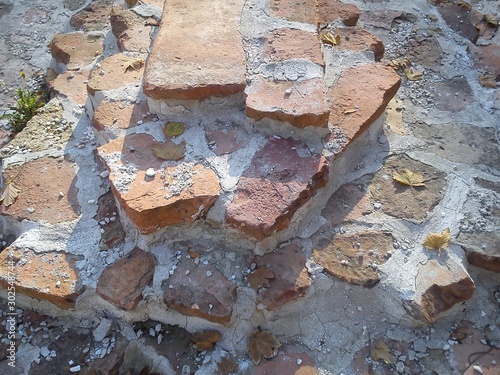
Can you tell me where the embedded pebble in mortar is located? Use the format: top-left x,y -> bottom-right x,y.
146,168 -> 156,178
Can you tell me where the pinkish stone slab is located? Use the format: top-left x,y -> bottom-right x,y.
226,137 -> 329,240
92,100 -> 155,131
50,33 -> 103,70
205,129 -> 246,155
52,70 -> 91,106
143,0 -> 246,100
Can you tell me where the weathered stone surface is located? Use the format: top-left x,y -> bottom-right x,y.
246,77 -> 330,128
92,100 -> 155,131
468,44 -> 500,73
412,259 -> 475,324
70,0 -> 113,32
205,128 -> 246,155
263,28 -> 324,66
117,25 -> 154,53
255,344 -> 319,374
318,0 -> 360,26
369,155 -> 446,223
458,231 -> 500,273
97,133 -> 220,234
0,247 -> 82,309
110,5 -> 136,37
0,157 -> 80,224
94,191 -> 125,250
52,69 -> 91,106
424,76 -> 473,112
143,0 -> 246,100
249,243 -> 310,309
50,33 -> 103,70
312,231 -> 395,286
97,247 -> 157,310
321,182 -> 373,226
327,63 -> 401,142
436,0 -> 481,44
226,137 -> 329,241
163,259 -> 237,324
407,36 -> 443,72
87,53 -> 145,96
323,27 -> 384,61
359,10 -> 409,30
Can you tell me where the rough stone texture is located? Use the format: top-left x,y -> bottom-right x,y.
205,128 -> 246,156
163,259 -> 237,324
69,0 -> 113,32
117,25 -> 154,53
254,344 -> 319,374
92,100 -> 155,131
246,77 -> 330,128
458,231 -> 500,273
312,231 -> 395,286
413,259 -> 475,324
407,36 -> 443,72
226,137 -> 329,241
327,63 -> 401,142
424,76 -> 473,112
263,28 -> 324,66
87,53 -> 145,96
369,156 -> 446,223
109,5 -> 136,38
50,33 -> 103,70
249,243 -> 311,309
0,247 -> 82,309
143,0 -> 246,100
323,27 -> 384,61
97,247 -> 157,310
318,0 -> 360,26
97,133 -> 221,234
0,157 -> 80,224
321,182 -> 373,226
436,0 -> 481,44
52,69 -> 91,106
359,10 -> 408,30
94,191 -> 125,250
468,44 -> 500,73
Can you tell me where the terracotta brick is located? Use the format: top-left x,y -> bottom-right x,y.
270,0 -> 317,24
50,33 -> 103,70
69,0 -> 113,32
322,27 -> 384,61
52,70 -> 91,106
92,100 -> 155,131
143,0 -> 246,100
318,0 -> 360,26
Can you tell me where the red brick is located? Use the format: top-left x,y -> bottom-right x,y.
50,33 -> 103,70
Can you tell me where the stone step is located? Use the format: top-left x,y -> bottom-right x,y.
143,0 -> 247,101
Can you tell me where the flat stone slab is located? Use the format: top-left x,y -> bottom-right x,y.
323,27 -> 384,61
52,70 -> 91,106
69,0 -> 113,32
50,33 -> 103,70
246,77 -> 330,128
0,247 -> 82,309
97,133 -> 220,234
226,137 -> 329,240
143,0 -> 246,100
92,100 -> 155,131
97,247 -> 157,310
163,259 -> 237,324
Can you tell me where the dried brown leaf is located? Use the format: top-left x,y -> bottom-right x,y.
247,330 -> 281,365
404,67 -> 423,81
480,74 -> 499,88
321,32 -> 341,46
145,18 -> 160,26
119,57 -> 145,72
0,182 -> 21,207
484,14 -> 499,27
451,326 -> 469,341
344,107 -> 358,114
370,340 -> 396,364
392,168 -> 426,187
248,267 -> 275,291
188,250 -> 200,259
217,355 -> 239,374
163,122 -> 185,138
192,330 -> 221,350
152,140 -> 185,161
388,57 -> 410,70
456,0 -> 472,11
422,228 -> 451,253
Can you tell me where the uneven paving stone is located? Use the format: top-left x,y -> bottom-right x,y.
468,44 -> 500,73
226,137 -> 329,241
369,155 -> 446,223
323,27 -> 385,61
163,259 -> 237,324
435,0 -> 482,44
269,0 -> 317,24
110,5 -> 153,53
326,63 -> 401,144
312,231 -> 395,287
409,122 -> 500,169
205,128 -> 246,155
143,0 -> 246,100
317,0 -> 360,26
254,343 -> 319,374
110,5 -> 137,37
359,10 -> 410,30
406,36 -> 443,72
249,243 -> 311,309
321,182 -> 373,226
87,53 -> 145,97
97,247 -> 157,310
52,69 -> 91,106
0,156 -> 80,224
70,0 -> 113,32
92,100 -> 155,131
424,76 -> 474,112
94,191 -> 125,250
97,133 -> 221,234
246,77 -> 330,128
0,247 -> 82,309
262,28 -> 324,66
412,259 -> 475,324
50,33 -> 103,70
63,0 -> 86,11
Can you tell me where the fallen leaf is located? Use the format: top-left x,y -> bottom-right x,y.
451,326 -> 469,341
145,18 -> 160,26
217,355 -> 239,375
321,32 -> 341,46
248,267 -> 275,291
456,0 -> 472,11
370,340 -> 396,364
0,182 -> 21,207
404,67 -> 423,81
152,140 -> 185,161
392,168 -> 426,187
163,122 -> 185,138
119,56 -> 145,72
247,329 -> 281,365
388,57 -> 410,70
188,250 -> 200,259
192,330 -> 221,350
479,74 -> 499,88
484,14 -> 499,27
422,227 -> 451,253
344,107 -> 358,114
